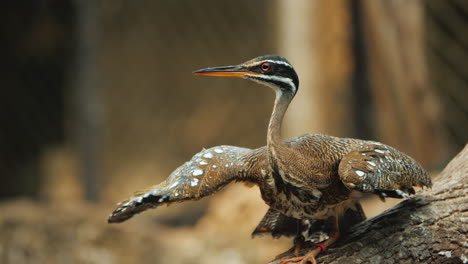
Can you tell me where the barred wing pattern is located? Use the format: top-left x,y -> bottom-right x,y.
338,142 -> 431,199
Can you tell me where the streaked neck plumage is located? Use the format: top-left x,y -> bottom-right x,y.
267,89 -> 294,165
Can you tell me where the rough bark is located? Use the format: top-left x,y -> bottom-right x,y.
271,144 -> 468,264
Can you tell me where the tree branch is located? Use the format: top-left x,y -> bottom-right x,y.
271,144 -> 468,264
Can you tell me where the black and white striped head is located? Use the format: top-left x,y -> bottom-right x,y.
193,55 -> 299,96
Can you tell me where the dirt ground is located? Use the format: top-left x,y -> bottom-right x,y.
0,180 -> 405,264
0,185 -> 289,264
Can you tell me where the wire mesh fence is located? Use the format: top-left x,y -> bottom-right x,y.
88,0 -> 279,202
0,1 -> 467,263
426,0 -> 468,154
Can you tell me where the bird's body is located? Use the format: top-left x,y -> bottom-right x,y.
257,133 -> 427,221
108,55 -> 431,264
253,134 -> 359,220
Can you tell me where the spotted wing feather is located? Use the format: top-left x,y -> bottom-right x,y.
108,145 -> 258,223
339,142 -> 431,198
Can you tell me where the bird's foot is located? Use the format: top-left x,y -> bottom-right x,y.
279,245 -> 323,264
275,246 -> 297,259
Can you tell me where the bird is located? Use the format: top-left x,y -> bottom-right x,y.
108,55 -> 431,264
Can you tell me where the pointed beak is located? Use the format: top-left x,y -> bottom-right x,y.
193,65 -> 258,77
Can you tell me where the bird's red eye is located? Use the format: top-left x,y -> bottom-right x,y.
260,62 -> 271,72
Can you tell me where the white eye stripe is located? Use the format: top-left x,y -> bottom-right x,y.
263,60 -> 293,68
246,74 -> 296,94
244,60 -> 293,69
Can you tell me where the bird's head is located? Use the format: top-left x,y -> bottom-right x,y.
193,55 -> 299,96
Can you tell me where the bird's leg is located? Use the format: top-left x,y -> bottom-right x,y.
275,236 -> 308,259
279,216 -> 340,264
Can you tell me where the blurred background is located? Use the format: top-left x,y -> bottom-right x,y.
1,0 -> 467,263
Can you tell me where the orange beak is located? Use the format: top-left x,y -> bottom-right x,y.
193,65 -> 258,77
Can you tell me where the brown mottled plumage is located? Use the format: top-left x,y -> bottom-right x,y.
108,55 -> 431,264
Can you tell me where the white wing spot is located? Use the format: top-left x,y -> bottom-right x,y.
438,251 -> 452,258
395,190 -> 409,198
214,148 -> 224,153
167,181 -> 179,189
225,164 -> 229,167
366,161 -> 377,166
375,149 -> 385,154
311,189 -> 322,199
199,160 -> 208,165
192,169 -> 204,176
190,178 -> 199,186
279,169 -> 285,177
355,170 -> 366,177
212,165 -> 217,168
174,192 -> 179,197
203,152 -> 213,159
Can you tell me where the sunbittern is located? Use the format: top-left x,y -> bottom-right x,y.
108,55 -> 431,264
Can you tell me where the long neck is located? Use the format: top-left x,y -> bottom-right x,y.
267,90 -> 293,159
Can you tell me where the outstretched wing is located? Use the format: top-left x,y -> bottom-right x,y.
108,145 -> 267,223
338,142 -> 431,199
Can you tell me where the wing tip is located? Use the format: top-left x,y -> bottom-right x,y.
107,212 -> 133,223
107,195 -> 168,224
107,201 -> 140,223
